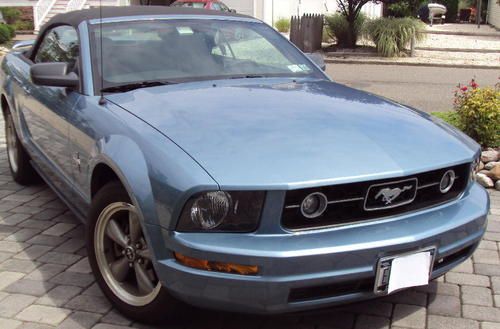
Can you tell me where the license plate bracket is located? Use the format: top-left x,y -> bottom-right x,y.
374,247 -> 436,295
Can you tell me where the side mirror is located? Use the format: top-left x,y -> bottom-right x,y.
229,9 -> 237,13
30,62 -> 79,88
12,40 -> 35,50
306,53 -> 326,71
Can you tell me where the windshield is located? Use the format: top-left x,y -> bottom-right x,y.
90,19 -> 323,92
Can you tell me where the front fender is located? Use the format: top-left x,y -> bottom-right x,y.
88,101 -> 219,232
89,135 -> 157,226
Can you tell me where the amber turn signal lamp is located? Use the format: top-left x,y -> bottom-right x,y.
174,252 -> 258,275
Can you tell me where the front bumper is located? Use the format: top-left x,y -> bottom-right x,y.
155,183 -> 489,314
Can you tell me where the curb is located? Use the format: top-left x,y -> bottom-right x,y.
324,58 -> 500,70
420,30 -> 500,37
415,47 -> 500,53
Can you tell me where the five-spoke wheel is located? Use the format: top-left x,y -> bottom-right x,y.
95,202 -> 161,306
87,181 -> 184,323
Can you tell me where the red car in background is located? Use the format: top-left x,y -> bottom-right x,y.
170,0 -> 234,12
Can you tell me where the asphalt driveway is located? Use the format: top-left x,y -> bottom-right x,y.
326,63 -> 499,113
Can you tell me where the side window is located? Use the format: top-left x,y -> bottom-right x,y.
35,25 -> 79,68
211,3 -> 222,10
219,3 -> 230,11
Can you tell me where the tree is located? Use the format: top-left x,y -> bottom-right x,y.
336,0 -> 406,48
336,0 -> 373,47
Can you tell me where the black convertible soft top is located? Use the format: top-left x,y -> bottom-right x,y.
30,6 -> 253,59
42,6 -> 250,32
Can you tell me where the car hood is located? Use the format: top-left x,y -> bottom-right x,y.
107,78 -> 477,189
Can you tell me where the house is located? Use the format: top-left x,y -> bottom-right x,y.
223,0 -> 382,26
1,0 -> 382,32
0,0 -> 125,31
487,0 -> 500,29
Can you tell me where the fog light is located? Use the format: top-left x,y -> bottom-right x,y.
440,170 -> 456,194
301,192 -> 328,218
174,252 -> 258,275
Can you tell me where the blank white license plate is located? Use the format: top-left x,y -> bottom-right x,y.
375,249 -> 434,295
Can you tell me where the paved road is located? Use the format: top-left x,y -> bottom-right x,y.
0,116 -> 498,328
325,64 -> 499,113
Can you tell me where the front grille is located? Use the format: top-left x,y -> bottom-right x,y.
282,163 -> 470,230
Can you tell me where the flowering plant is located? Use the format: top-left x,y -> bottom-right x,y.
453,79 -> 500,148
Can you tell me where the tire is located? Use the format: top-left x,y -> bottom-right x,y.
86,181 -> 187,324
5,111 -> 39,185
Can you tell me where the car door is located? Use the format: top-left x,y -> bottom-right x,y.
22,25 -> 81,195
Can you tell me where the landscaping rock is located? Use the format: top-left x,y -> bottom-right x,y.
488,166 -> 500,181
481,150 -> 499,163
476,173 -> 494,188
485,162 -> 500,170
479,161 -> 485,171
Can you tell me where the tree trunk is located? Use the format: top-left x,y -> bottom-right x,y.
346,15 -> 357,48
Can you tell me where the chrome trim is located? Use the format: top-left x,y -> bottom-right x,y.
285,196 -> 364,209
328,197 -> 364,204
364,178 -> 418,211
300,192 -> 328,219
439,170 -> 456,194
417,182 -> 439,189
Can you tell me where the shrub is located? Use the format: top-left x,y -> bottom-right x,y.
274,17 -> 290,33
388,2 -> 413,17
364,17 -> 425,57
0,24 -> 15,44
325,13 -> 365,48
0,7 -> 21,24
387,0 -> 425,17
431,111 -> 462,129
453,80 -> 500,148
14,20 -> 34,31
5,24 -> 15,38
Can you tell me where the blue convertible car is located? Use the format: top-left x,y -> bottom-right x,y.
0,6 -> 489,323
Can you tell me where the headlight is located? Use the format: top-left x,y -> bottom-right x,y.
190,191 -> 231,229
177,191 -> 265,232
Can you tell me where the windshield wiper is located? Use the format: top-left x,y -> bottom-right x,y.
100,80 -> 178,93
229,74 -> 266,79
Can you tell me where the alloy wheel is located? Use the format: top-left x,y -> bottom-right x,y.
94,202 -> 161,306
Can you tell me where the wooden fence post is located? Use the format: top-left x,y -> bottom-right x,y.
289,14 -> 324,52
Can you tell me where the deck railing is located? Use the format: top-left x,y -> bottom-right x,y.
66,0 -> 88,12
34,0 -> 57,31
